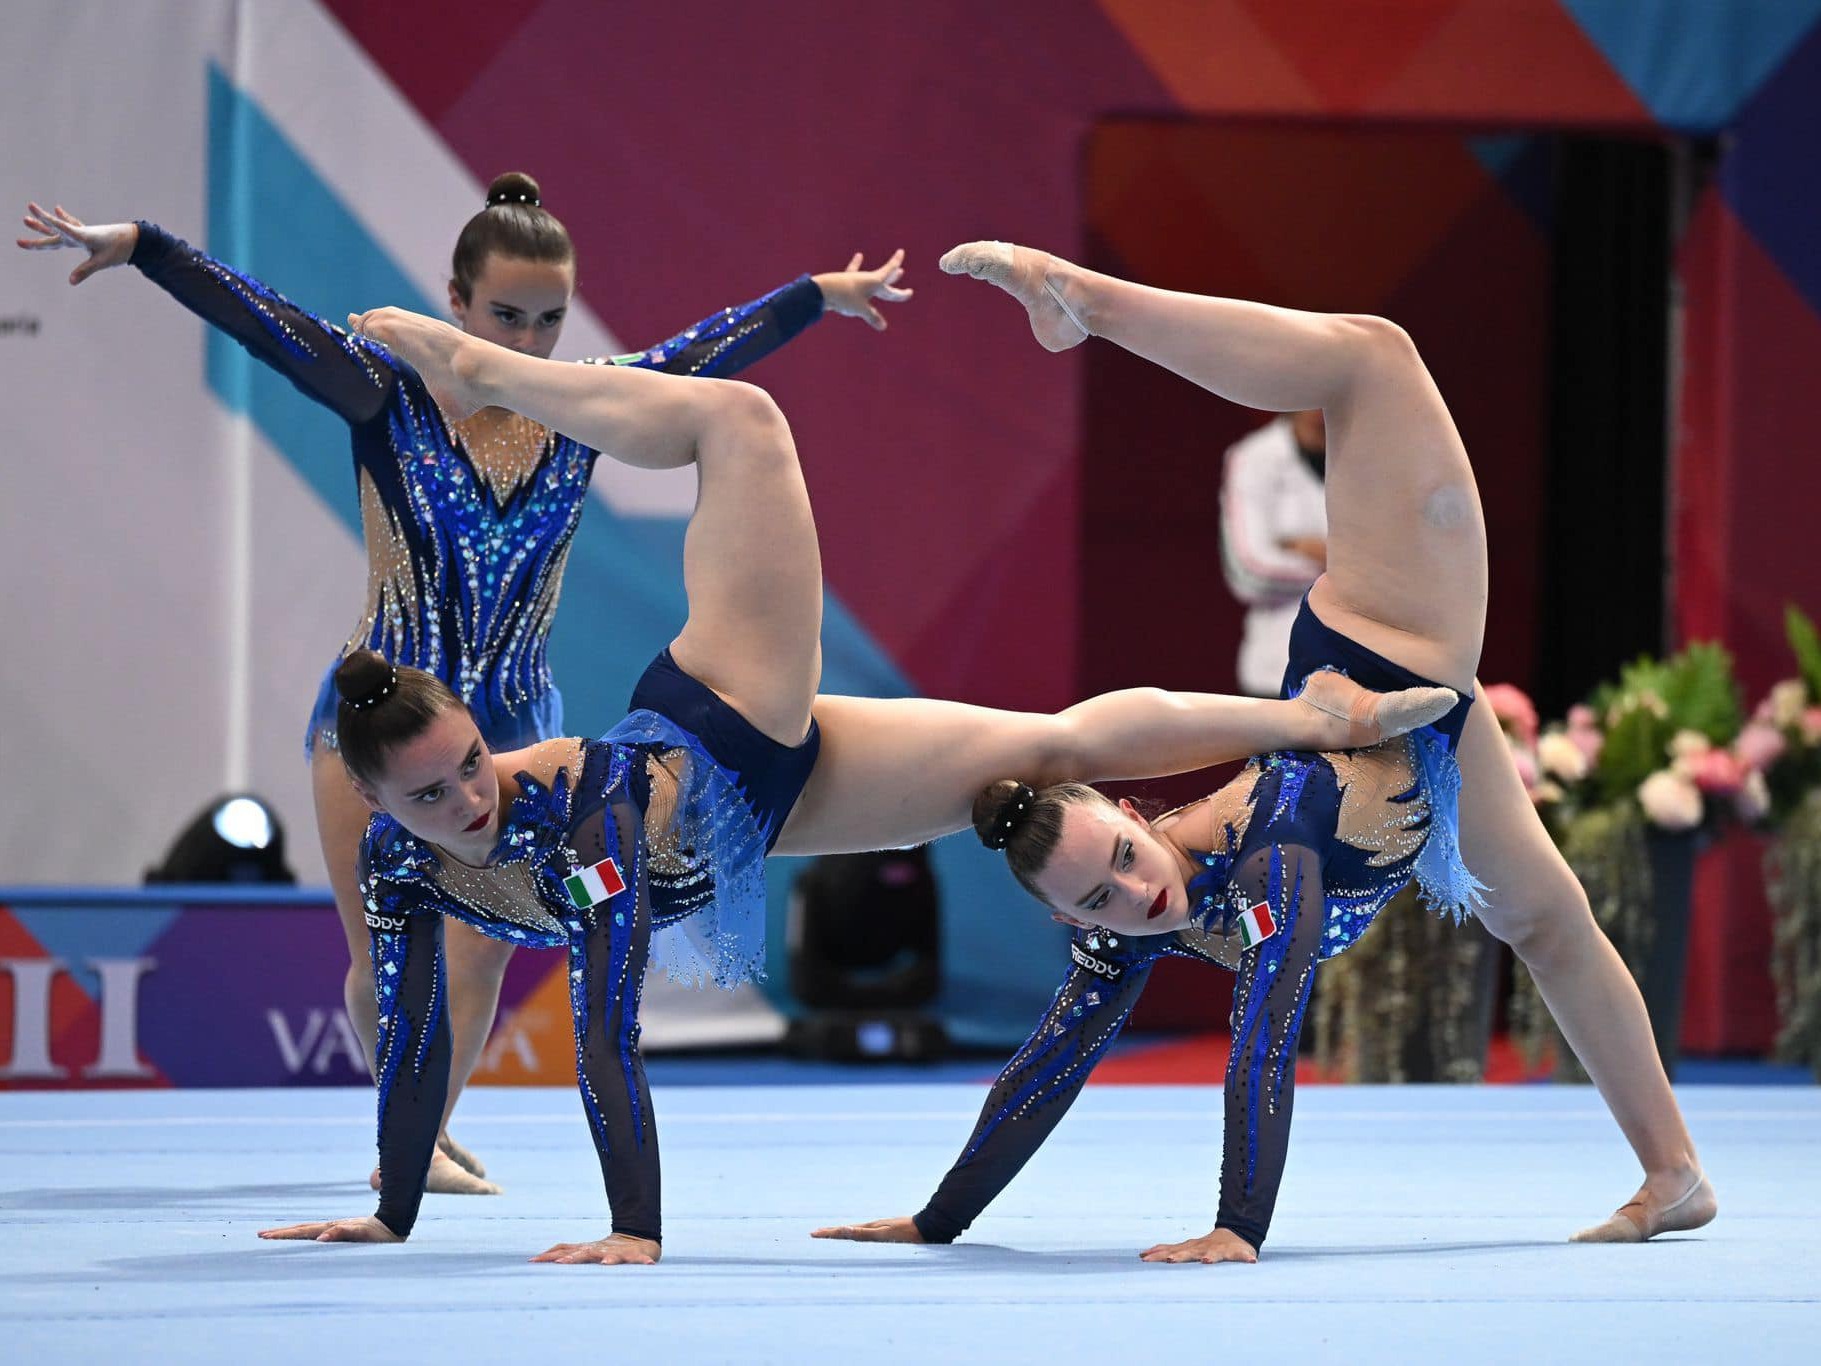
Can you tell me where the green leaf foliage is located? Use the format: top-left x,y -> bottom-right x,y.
1597,701 -> 1672,803
1788,604 -> 1821,701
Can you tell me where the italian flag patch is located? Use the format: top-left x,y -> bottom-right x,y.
564,857 -> 627,909
1236,899 -> 1277,949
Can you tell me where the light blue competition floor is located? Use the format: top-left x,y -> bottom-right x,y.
5,1083 -> 1818,1364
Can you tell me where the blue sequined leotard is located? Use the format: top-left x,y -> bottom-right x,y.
915,715 -> 1477,1252
356,648 -> 821,1240
129,222 -> 826,754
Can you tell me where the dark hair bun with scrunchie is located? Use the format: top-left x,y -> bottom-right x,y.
331,651 -> 466,786
486,171 -> 541,209
968,779 -> 1108,903
972,779 -> 1036,851
334,648 -> 398,711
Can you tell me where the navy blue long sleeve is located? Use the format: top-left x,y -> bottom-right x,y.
132,220 -> 398,424
367,906 -> 449,1239
1217,843 -> 1325,1250
914,932 -> 1158,1243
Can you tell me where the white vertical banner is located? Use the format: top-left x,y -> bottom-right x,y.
2,2 -> 242,884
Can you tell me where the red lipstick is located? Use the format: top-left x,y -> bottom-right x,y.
1146,890 -> 1169,920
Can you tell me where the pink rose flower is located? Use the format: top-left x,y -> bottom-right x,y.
1735,771 -> 1771,825
1484,683 -> 1539,748
1511,747 -> 1539,791
1638,771 -> 1703,830
1691,747 -> 1744,796
1804,707 -> 1821,746
1567,703 -> 1597,730
1733,722 -> 1787,773
1566,717 -> 1603,765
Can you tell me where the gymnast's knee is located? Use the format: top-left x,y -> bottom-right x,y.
708,377 -> 790,444
1335,313 -> 1421,371
1480,881 -> 1597,973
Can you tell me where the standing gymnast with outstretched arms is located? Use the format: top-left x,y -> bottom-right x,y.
813,241 -> 1715,1263
17,185 -> 910,1192
251,301 -> 1453,1262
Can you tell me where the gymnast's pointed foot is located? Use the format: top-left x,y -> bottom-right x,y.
1294,669 -> 1458,749
438,1131 -> 488,1180
348,305 -> 488,418
369,1148 -> 502,1196
1570,1170 -> 1716,1243
939,240 -> 1091,351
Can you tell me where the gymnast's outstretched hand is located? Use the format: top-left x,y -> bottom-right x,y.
258,1215 -> 403,1244
812,249 -> 913,331
16,203 -> 137,284
1139,1227 -> 1256,1265
529,1232 -> 662,1265
347,305 -> 487,419
810,1215 -> 925,1243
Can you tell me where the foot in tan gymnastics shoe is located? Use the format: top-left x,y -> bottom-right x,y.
438,1130 -> 488,1180
938,240 -> 1091,351
369,1148 -> 502,1196
1294,668 -> 1459,750
1570,1171 -> 1716,1243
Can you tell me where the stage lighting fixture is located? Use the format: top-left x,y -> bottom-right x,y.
784,847 -> 947,1061
145,793 -> 296,885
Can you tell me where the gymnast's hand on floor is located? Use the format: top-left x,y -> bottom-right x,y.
810,1216 -> 925,1243
812,249 -> 913,331
257,1215 -> 402,1244
1140,1227 -> 1256,1265
16,203 -> 137,285
529,1233 -> 662,1265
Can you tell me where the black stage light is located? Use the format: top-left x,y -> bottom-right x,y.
145,794 -> 296,885
784,847 -> 947,1061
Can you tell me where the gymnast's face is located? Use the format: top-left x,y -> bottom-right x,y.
354,709 -> 502,864
450,252 -> 576,358
1033,797 -> 1192,937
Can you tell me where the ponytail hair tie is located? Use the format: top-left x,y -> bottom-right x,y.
982,782 -> 1037,851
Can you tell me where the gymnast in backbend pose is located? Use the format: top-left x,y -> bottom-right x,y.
255,302 -> 1451,1262
813,241 -> 1715,1263
18,182 -> 909,1192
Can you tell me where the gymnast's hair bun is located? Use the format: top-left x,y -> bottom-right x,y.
334,648 -> 398,711
972,779 -> 1037,851
486,171 -> 542,209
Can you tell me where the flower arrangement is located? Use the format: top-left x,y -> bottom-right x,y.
1330,612 -> 1821,1084
1760,607 -> 1821,1079
1491,643 -> 1749,1079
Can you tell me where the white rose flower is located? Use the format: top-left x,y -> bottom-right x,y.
1668,729 -> 1712,760
1770,678 -> 1808,729
1638,770 -> 1703,830
1538,732 -> 1589,783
